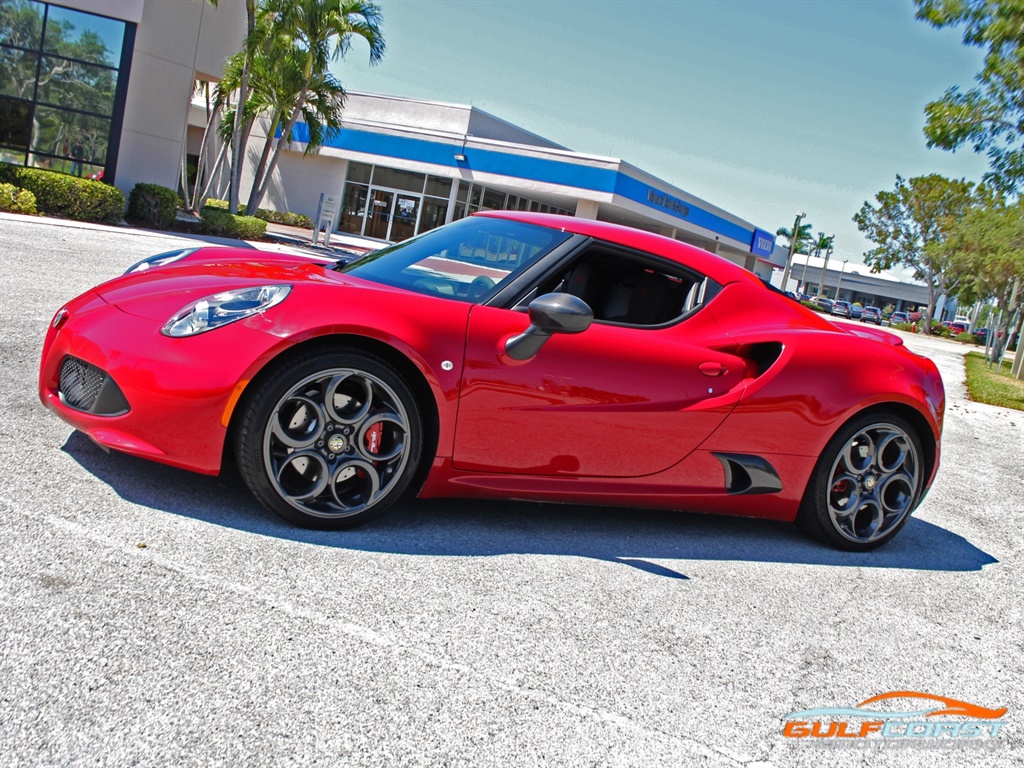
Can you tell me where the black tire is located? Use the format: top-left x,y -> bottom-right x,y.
235,348 -> 423,529
797,411 -> 924,551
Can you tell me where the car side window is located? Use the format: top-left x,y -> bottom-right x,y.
520,246 -> 718,327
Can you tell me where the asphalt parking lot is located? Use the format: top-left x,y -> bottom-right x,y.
1,213 -> 1021,767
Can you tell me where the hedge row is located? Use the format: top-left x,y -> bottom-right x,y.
199,206 -> 267,240
0,182 -> 37,214
204,198 -> 313,228
257,208 -> 314,228
0,166 -> 123,223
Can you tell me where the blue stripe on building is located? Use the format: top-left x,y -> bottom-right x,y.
294,124 -> 771,251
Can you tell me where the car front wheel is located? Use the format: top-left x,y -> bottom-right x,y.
235,349 -> 422,529
797,412 -> 923,551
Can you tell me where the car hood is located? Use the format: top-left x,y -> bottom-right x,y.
95,249 -> 353,321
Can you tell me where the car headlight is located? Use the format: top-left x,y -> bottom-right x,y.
124,248 -> 199,274
162,285 -> 291,337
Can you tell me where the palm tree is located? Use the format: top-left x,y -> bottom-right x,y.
811,232 -> 834,257
776,221 -> 813,255
228,0 -> 258,215
226,35 -> 347,213
243,0 -> 385,215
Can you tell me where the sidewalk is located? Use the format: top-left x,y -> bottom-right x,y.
0,210 -> 383,261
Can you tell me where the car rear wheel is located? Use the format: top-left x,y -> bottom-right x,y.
235,349 -> 422,529
797,412 -> 923,551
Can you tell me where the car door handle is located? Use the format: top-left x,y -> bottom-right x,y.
699,362 -> 727,376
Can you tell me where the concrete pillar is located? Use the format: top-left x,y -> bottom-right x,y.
575,199 -> 599,219
445,179 -> 460,224
659,226 -> 678,239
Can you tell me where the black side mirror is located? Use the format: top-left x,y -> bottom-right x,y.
505,293 -> 593,361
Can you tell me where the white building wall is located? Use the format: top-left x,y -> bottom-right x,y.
260,152 -> 348,219
109,0 -> 244,195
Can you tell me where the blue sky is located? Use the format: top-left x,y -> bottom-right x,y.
332,0 -> 989,269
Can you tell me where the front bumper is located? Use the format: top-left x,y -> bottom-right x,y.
39,290 -> 283,474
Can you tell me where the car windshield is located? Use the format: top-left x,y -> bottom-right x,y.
335,217 -> 572,302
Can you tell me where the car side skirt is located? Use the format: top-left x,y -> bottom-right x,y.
417,450 -> 814,522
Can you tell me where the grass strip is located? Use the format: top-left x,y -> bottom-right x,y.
964,351 -> 1024,411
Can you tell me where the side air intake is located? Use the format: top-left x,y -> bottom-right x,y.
713,453 -> 782,495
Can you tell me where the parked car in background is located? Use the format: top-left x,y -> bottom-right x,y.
849,304 -> 863,320
861,306 -> 882,325
813,296 -> 835,313
831,300 -> 852,318
890,311 -> 910,326
950,321 -> 969,335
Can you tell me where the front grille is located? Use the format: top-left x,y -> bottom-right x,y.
59,356 -> 106,411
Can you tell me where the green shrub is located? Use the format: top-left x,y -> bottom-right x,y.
256,207 -> 314,228
955,331 -> 977,344
0,166 -> 123,223
890,322 -> 915,332
199,206 -> 267,239
0,182 -> 37,214
128,182 -> 180,228
203,199 -> 313,228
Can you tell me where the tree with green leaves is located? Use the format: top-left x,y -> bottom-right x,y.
776,220 -> 813,255
853,174 -> 976,333
242,0 -> 385,215
917,0 -> 1024,191
938,193 -> 1024,360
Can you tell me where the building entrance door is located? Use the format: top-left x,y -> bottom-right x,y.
363,188 -> 422,242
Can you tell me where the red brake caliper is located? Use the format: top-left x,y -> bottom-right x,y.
365,422 -> 383,456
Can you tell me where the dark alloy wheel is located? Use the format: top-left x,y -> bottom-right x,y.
797,412 -> 924,551
235,349 -> 423,529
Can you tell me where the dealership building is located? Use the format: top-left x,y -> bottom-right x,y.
2,0 -> 784,277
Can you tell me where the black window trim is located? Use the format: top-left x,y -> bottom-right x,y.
491,235 -> 719,330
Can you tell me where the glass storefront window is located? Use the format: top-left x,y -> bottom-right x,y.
347,161 -> 371,184
31,105 -> 109,166
38,56 -> 118,115
482,188 -> 505,210
419,197 -> 448,233
0,0 -> 128,181
43,4 -> 124,67
339,181 -> 368,234
339,164 -> 574,242
425,174 -> 451,198
372,165 -> 425,193
0,47 -> 38,100
0,0 -> 45,49
0,96 -> 30,154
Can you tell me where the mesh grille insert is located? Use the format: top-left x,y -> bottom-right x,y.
59,356 -> 106,412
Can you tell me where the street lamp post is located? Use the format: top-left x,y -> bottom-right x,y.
779,211 -> 805,293
816,235 -> 835,297
835,260 -> 848,299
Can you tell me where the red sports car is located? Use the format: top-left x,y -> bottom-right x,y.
40,212 -> 945,550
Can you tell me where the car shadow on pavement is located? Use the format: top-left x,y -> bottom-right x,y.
62,432 -> 998,576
